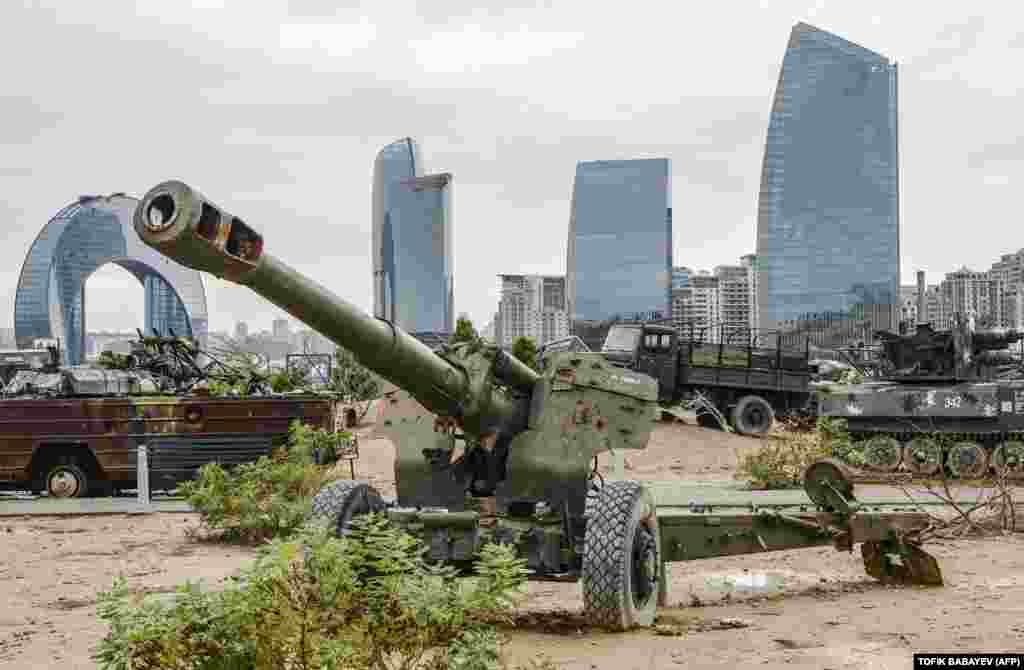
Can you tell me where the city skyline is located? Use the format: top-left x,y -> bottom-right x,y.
0,7 -> 1020,336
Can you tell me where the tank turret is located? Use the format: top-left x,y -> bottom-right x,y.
874,320 -> 1024,382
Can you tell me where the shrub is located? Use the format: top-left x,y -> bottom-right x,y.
93,517 -> 532,670
179,420 -> 352,543
736,416 -> 865,488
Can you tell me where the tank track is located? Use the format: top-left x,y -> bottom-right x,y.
846,429 -> 1024,480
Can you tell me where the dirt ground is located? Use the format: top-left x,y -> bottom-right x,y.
2,420 -> 1023,670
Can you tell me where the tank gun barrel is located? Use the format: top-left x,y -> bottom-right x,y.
131,181 -> 535,424
972,328 -> 1024,351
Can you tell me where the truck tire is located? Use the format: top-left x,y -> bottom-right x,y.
308,480 -> 385,537
695,412 -> 724,430
731,395 -> 774,437
582,480 -> 661,630
46,464 -> 89,499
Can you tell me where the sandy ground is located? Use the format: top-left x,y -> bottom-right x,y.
2,419 -> 1022,669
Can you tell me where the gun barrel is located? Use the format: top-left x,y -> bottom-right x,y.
132,180 -> 475,418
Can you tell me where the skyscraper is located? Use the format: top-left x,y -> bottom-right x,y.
371,138 -> 455,334
755,23 -> 899,336
566,159 -> 672,326
372,137 -> 420,323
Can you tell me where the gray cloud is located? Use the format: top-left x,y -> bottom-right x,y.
0,2 -> 1019,333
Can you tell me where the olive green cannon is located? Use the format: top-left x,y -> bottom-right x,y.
134,181 -> 942,630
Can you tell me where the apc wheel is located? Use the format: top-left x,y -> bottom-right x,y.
308,480 -> 386,537
582,480 -> 662,630
46,464 -> 88,499
731,395 -> 774,437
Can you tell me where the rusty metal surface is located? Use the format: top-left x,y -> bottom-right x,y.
0,396 -> 334,486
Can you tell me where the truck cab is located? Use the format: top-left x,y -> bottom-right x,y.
601,323 -> 679,404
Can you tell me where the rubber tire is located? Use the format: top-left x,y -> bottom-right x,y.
308,480 -> 386,537
45,464 -> 88,499
731,395 -> 775,437
695,412 -> 723,430
582,480 -> 661,630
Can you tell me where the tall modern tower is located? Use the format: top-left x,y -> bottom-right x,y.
371,138 -> 454,334
566,159 -> 672,326
755,23 -> 899,335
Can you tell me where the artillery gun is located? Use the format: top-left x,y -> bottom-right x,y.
818,319 -> 1024,478
133,180 -> 943,629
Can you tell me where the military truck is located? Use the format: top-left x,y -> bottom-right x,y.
131,179 -> 944,629
0,334 -> 337,497
600,321 -> 814,436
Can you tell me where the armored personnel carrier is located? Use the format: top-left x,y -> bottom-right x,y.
131,179 -> 946,629
816,319 -> 1024,478
0,333 -> 336,497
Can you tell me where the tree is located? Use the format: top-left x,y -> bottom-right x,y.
511,336 -> 539,372
330,346 -> 381,421
452,315 -> 479,344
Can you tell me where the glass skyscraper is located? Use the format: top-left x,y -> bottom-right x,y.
371,138 -> 454,334
14,194 -> 209,365
755,23 -> 899,335
566,159 -> 672,325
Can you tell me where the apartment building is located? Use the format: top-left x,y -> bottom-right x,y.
495,274 -> 569,348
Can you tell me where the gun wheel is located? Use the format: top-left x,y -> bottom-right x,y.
803,458 -> 855,510
308,480 -> 385,537
582,481 -> 662,630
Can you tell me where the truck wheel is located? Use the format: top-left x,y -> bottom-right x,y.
46,464 -> 88,499
582,480 -> 661,630
308,480 -> 386,537
695,412 -> 723,430
731,395 -> 775,437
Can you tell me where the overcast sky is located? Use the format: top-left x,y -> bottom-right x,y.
0,1 -> 1019,335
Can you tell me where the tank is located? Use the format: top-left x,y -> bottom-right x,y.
816,319 -> 1024,478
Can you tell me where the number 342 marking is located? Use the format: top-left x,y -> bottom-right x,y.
944,397 -> 962,409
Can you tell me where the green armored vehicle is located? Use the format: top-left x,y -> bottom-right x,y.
817,319 -> 1024,478
133,180 -> 944,629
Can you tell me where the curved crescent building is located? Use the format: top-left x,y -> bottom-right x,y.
371,138 -> 454,334
755,23 -> 899,336
14,194 -> 209,365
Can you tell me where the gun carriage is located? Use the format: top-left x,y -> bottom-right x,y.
134,180 -> 943,629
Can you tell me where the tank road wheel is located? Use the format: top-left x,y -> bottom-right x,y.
903,438 -> 943,477
582,480 -> 662,630
861,436 -> 902,473
992,441 -> 1024,480
731,395 -> 775,437
308,480 -> 386,537
946,442 -> 989,479
46,464 -> 88,499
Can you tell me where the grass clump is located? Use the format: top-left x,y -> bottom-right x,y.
180,420 -> 354,543
93,516 -> 538,670
736,417 -> 861,489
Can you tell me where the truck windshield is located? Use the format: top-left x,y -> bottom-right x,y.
602,326 -> 641,352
